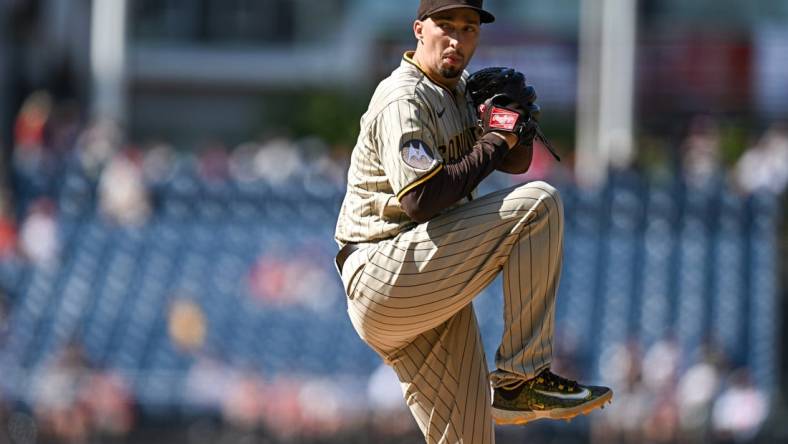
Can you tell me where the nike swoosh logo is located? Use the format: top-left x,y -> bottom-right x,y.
533,387 -> 591,401
437,108 -> 445,118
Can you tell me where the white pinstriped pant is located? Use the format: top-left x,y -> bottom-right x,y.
340,181 -> 563,443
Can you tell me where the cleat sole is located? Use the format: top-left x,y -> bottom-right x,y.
492,390 -> 613,426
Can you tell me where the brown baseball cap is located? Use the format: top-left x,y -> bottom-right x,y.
417,0 -> 495,24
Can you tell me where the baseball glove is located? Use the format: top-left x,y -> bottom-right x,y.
477,94 -> 534,142
467,67 -> 560,161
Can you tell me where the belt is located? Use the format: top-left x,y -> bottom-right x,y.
335,243 -> 361,274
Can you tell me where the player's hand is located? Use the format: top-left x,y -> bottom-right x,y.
478,94 -> 536,148
491,131 -> 519,148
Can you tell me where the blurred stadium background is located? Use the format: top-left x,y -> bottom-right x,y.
0,0 -> 786,443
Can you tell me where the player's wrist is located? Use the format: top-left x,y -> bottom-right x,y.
490,131 -> 519,149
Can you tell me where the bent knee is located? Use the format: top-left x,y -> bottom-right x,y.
522,180 -> 561,201
510,181 -> 563,214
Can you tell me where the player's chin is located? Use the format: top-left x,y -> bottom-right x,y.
439,57 -> 467,79
439,66 -> 463,79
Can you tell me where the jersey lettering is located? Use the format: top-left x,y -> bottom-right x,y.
335,52 -> 478,244
444,127 -> 478,161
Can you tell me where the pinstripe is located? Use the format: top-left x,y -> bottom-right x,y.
397,351 -> 458,434
356,181 -> 560,373
548,200 -> 554,358
468,337 -> 480,443
363,248 -> 506,291
387,305 -> 493,443
387,205 -> 538,247
337,50 -> 562,443
401,199 -> 545,243
374,210 -> 539,263
366,247 -> 509,277
458,310 -> 472,434
504,239 -> 516,378
527,218 -> 536,374
360,255 -> 503,297
336,54 -> 475,246
353,269 -> 500,331
412,339 -> 461,387
402,368 -> 455,424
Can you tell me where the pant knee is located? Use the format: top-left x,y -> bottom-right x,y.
510,181 -> 563,221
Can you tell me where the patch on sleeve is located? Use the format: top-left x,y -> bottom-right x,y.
400,139 -> 436,171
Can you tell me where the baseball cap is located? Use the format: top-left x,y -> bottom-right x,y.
418,0 -> 495,24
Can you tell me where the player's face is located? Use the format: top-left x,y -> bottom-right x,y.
415,9 -> 481,81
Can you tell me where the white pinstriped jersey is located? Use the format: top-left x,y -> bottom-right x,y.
335,51 -> 480,246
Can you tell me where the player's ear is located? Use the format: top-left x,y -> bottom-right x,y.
414,20 -> 424,43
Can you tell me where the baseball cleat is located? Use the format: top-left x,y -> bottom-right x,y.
491,369 -> 613,426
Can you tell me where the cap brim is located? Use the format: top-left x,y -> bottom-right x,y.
423,5 -> 496,24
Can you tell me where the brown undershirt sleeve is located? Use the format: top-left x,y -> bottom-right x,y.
497,141 -> 533,174
398,133 -> 510,223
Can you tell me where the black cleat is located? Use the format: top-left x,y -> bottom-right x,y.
492,369 -> 613,425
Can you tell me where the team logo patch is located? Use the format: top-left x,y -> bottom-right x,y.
400,140 -> 435,170
489,107 -> 519,131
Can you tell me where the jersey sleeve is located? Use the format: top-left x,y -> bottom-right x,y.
375,99 -> 445,199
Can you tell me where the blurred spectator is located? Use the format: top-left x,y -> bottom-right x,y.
18,197 -> 58,268
228,141 -> 262,183
600,340 -> 641,389
167,297 -> 207,352
733,122 -> 788,194
676,346 -> 726,443
642,395 -> 680,443
78,370 -> 134,439
197,141 -> 230,183
253,137 -> 304,185
591,337 -> 767,444
711,369 -> 768,443
31,342 -> 134,443
141,141 -> 177,186
31,342 -> 92,443
247,253 -> 289,305
297,378 -> 345,436
74,118 -> 122,178
11,92 -> 85,216
307,144 -> 350,189
14,92 -> 81,162
640,339 -> 681,443
13,90 -> 52,152
184,354 -> 237,412
221,371 -> 267,431
594,341 -> 651,444
98,148 -> 151,226
641,337 -> 680,392
0,193 -> 18,259
12,91 -> 57,202
247,247 -> 337,311
681,115 -> 722,188
257,376 -> 304,440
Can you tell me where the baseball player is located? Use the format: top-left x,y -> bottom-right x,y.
334,1 -> 612,442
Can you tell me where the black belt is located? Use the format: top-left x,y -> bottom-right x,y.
335,243 -> 361,274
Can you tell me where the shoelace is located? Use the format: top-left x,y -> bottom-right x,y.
531,370 -> 580,393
